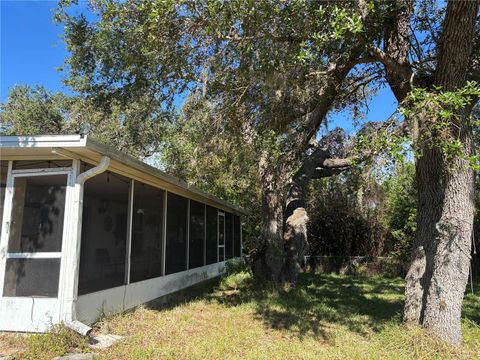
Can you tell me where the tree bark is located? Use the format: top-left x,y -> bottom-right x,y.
383,0 -> 413,101
282,145 -> 355,285
405,0 -> 479,344
282,152 -> 320,285
252,151 -> 285,283
421,136 -> 475,344
404,146 -> 443,323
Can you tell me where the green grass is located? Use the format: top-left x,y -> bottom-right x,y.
2,272 -> 480,359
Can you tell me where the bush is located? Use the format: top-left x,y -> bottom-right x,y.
225,257 -> 249,275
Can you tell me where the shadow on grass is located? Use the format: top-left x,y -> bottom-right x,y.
142,271 -> 479,341
209,272 -> 405,339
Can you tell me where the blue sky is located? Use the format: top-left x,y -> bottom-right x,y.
1,1 -> 70,100
1,0 -> 397,133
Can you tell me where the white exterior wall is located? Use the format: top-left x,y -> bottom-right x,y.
76,262 -> 225,325
0,298 -> 59,332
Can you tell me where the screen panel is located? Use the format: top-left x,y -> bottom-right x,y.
8,175 -> 67,253
3,258 -> 60,297
189,200 -> 205,269
0,160 -> 8,235
78,171 -> 129,295
206,205 -> 218,264
218,214 -> 225,262
130,182 -> 164,283
225,212 -> 233,259
165,193 -> 188,274
233,215 -> 241,257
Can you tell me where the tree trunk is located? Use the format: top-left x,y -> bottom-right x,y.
404,146 -> 444,323
282,145 -> 354,284
404,0 -> 479,344
282,166 -> 311,285
252,151 -> 285,283
421,139 -> 475,344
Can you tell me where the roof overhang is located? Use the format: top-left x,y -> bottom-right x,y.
0,135 -> 247,216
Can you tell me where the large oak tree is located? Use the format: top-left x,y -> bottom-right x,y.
57,0 -> 479,344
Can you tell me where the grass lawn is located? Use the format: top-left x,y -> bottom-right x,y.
1,271 -> 479,359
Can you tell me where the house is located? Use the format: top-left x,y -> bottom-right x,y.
0,135 -> 244,333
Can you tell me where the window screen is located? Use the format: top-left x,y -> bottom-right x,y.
206,206 -> 218,264
0,160 -> 8,235
225,212 -> 233,259
165,193 -> 188,274
130,182 -> 164,283
233,215 -> 241,257
8,175 -> 67,253
218,214 -> 225,262
3,258 -> 60,297
189,200 -> 205,269
13,160 -> 72,170
78,171 -> 129,295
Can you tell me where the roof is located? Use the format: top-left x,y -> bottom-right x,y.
0,134 -> 246,216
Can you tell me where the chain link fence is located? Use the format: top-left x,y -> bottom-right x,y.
303,256 -> 404,278
303,255 -> 480,281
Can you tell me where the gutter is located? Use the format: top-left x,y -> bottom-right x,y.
64,156 -> 111,336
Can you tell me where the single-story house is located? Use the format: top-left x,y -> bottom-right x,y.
0,135 -> 244,333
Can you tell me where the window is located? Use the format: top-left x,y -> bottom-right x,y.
225,212 -> 233,259
3,258 -> 60,297
233,215 -> 241,257
130,182 -> 164,283
189,200 -> 205,269
8,175 -> 67,253
206,206 -> 218,264
165,193 -> 188,274
78,171 -> 129,295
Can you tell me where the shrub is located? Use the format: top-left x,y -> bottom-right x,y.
20,324 -> 89,360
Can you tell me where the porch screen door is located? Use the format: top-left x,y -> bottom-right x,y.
3,172 -> 68,297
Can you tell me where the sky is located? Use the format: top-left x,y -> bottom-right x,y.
1,0 -> 398,133
1,0 -> 71,100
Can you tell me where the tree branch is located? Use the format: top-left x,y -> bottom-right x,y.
359,36 -> 412,80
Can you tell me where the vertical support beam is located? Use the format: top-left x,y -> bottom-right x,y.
161,191 -> 168,276
59,159 -> 81,323
204,204 -> 207,266
60,156 -> 109,327
0,161 -> 13,298
125,179 -> 134,285
186,199 -> 190,270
